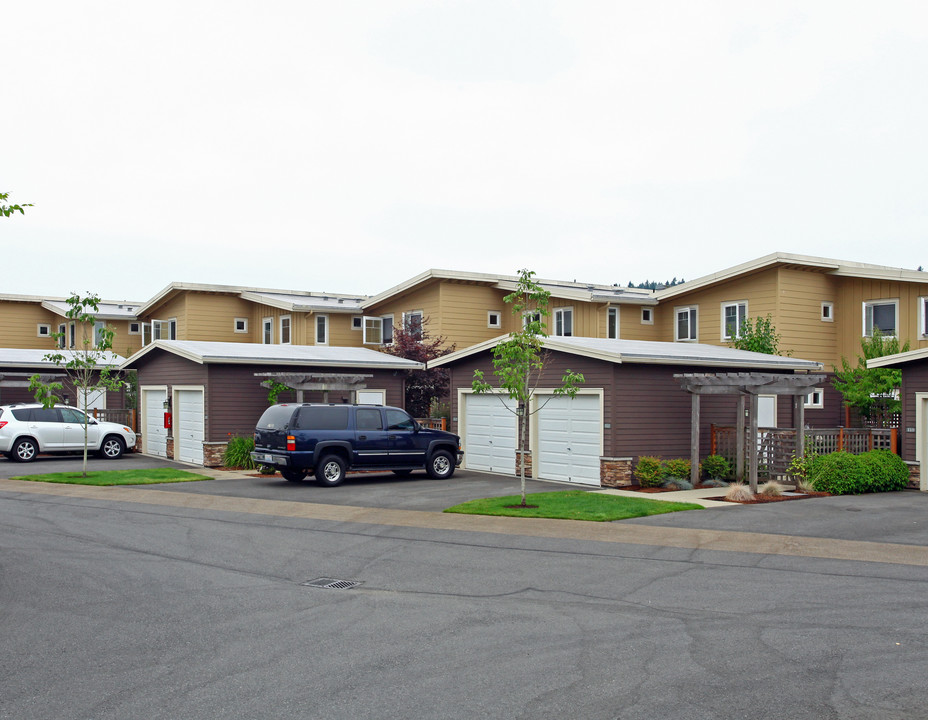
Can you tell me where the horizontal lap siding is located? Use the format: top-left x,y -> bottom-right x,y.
776,269 -> 839,367
0,301 -> 60,349
368,282 -> 442,336
836,279 -> 928,362
438,283 -> 511,347
618,305 -> 662,342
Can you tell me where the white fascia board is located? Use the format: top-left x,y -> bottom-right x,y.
1,293 -> 66,304
40,300 -> 141,321
238,292 -> 299,312
867,346 -> 928,368
426,335 -> 511,368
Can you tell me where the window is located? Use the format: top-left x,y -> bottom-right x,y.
721,301 -> 747,340
553,308 -> 573,337
316,315 -> 328,345
262,317 -> 273,344
607,308 -> 619,339
920,297 -> 928,338
386,408 -> 415,431
37,324 -> 51,338
641,307 -> 653,325
362,315 -> 393,345
153,318 -> 176,341
129,322 -> 141,335
487,311 -> 501,329
863,299 -> 898,337
523,311 -> 542,330
356,408 -> 383,431
403,310 -> 423,341
352,315 -> 363,330
675,306 -> 698,341
821,302 -> 834,322
804,389 -> 824,409
69,322 -> 76,349
94,320 -> 107,346
280,315 -> 291,344
57,323 -> 66,349
234,318 -> 248,333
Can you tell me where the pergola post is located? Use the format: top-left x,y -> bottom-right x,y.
794,393 -> 805,465
736,394 -> 746,483
749,393 -> 759,493
690,393 -> 700,486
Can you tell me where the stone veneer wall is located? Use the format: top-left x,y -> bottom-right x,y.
203,442 -> 227,467
600,457 -> 634,487
905,461 -> 921,491
165,436 -> 174,460
515,450 -> 532,477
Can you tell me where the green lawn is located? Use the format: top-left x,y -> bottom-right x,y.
444,490 -> 702,522
13,468 -> 212,486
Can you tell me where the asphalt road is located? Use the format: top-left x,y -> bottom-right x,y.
2,464 -> 928,719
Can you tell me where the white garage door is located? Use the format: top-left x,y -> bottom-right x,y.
463,393 -> 518,474
144,389 -> 168,458
536,394 -> 602,485
176,389 -> 205,464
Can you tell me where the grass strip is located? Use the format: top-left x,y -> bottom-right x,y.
13,468 -> 212,486
444,490 -> 702,522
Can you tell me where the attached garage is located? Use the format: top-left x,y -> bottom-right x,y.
460,392 -> 517,474
122,340 -> 423,466
432,336 -> 824,488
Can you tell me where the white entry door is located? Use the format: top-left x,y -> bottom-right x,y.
143,388 -> 168,458
462,393 -> 518,474
175,388 -> 205,464
535,393 -> 602,485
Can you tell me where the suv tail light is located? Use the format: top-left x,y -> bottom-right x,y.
287,435 -> 295,451
0,421 -> 6,430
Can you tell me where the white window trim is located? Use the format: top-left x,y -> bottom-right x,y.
862,299 -> 899,338
152,318 -> 177,341
128,322 -> 141,335
402,310 -> 424,340
720,301 -> 748,341
37,323 -> 51,337
553,307 -> 573,337
920,296 -> 928,338
57,323 -> 67,349
487,311 -> 502,329
315,314 -> 328,345
523,311 -> 542,329
821,302 -> 834,322
262,317 -> 273,345
362,316 -> 382,345
675,305 -> 698,342
352,315 -> 363,331
607,307 -> 619,339
234,317 -> 248,334
804,388 -> 824,409
381,314 -> 394,345
279,315 -> 291,345
641,307 -> 654,325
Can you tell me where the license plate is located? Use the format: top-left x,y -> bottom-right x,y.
261,454 -> 275,463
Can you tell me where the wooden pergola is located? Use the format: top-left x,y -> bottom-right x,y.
676,372 -> 826,492
254,372 -> 374,403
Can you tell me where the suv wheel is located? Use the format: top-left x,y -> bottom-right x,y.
426,450 -> 455,480
13,438 -> 38,463
315,454 -> 346,487
99,436 -> 125,459
280,468 -> 306,482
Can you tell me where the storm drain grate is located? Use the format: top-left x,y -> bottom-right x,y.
302,577 -> 362,590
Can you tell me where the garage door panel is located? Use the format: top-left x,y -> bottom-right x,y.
536,394 -> 602,486
176,389 -> 204,464
464,394 -> 517,474
144,389 -> 168,458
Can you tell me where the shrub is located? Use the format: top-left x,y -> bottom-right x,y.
725,482 -> 754,502
858,450 -> 909,493
662,478 -> 694,491
809,451 -> 869,495
701,454 -> 732,480
634,456 -> 664,488
702,478 -> 729,488
759,481 -> 783,497
224,435 -> 256,469
663,458 -> 692,480
258,464 -> 277,475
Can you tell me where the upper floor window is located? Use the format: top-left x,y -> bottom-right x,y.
69,322 -> 76,348
607,307 -> 619,339
153,318 -> 176,341
362,315 -> 393,345
821,302 -> 834,322
920,297 -> 928,338
403,311 -> 423,341
37,324 -> 51,338
721,301 -> 747,340
280,315 -> 291,344
863,299 -> 898,337
316,315 -> 328,345
57,323 -> 66,349
352,315 -> 363,330
262,317 -> 273,344
523,312 -> 542,331
641,307 -> 653,325
94,320 -> 107,346
234,318 -> 248,333
553,307 -> 573,337
129,322 -> 141,335
487,311 -> 501,329
675,306 -> 698,342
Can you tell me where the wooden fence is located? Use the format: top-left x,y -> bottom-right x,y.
91,408 -> 138,432
711,425 -> 898,478
417,417 -> 447,431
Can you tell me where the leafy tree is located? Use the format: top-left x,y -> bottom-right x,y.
472,269 -> 585,506
29,293 -> 125,476
384,317 -> 454,417
833,330 -> 909,427
0,191 -> 33,217
728,314 -> 785,355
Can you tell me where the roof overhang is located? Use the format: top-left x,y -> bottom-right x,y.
867,346 -> 928,369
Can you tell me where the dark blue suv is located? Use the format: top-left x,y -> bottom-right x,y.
251,403 -> 462,486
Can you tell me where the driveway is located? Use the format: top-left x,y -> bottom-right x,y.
0,450 -> 198,479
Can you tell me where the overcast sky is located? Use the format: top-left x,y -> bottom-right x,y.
2,1 -> 926,302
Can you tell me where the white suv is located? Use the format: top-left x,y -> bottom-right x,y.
0,403 -> 137,462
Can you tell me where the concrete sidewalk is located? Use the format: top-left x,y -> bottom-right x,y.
595,485 -> 736,508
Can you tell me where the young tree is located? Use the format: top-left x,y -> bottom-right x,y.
1,191 -> 33,217
833,330 -> 910,427
472,269 -> 585,506
29,293 -> 125,476
384,318 -> 454,417
728,314 -> 786,355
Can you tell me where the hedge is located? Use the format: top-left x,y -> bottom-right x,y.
809,450 -> 908,495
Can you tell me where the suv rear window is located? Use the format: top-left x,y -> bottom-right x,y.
11,407 -> 60,422
256,405 -> 299,430
295,406 -> 350,430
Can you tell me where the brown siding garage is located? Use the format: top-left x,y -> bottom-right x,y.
122,340 -> 421,466
432,336 -> 824,487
